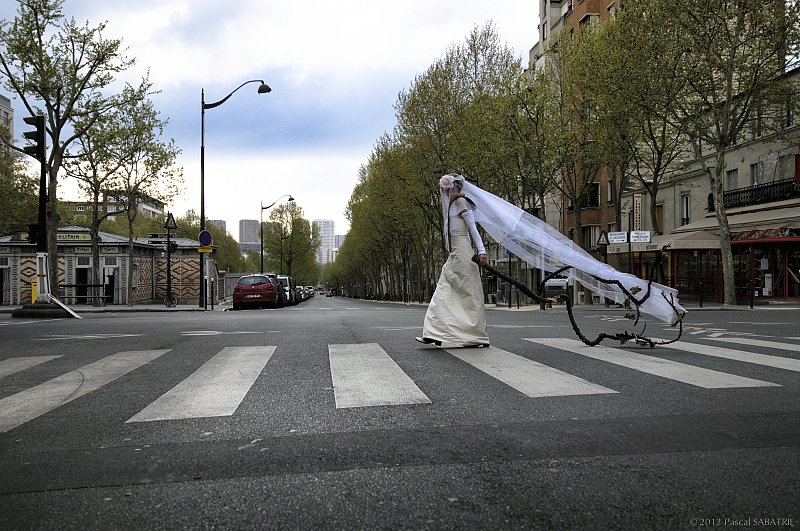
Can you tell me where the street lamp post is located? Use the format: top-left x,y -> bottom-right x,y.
260,195 -> 294,274
200,79 -> 271,307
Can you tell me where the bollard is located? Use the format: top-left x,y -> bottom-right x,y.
699,281 -> 704,308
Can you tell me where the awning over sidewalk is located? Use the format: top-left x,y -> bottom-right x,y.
608,201 -> 800,254
608,230 -> 720,254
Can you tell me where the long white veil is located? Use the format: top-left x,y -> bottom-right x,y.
462,180 -> 686,325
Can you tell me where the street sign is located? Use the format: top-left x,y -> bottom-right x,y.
608,231 -> 628,244
164,212 -> 177,230
596,230 -> 610,246
630,230 -> 651,243
198,246 -> 213,253
198,230 -> 212,247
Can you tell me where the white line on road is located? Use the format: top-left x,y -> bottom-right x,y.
0,356 -> 61,379
329,343 -> 430,408
525,338 -> 779,389
447,346 -> 617,398
35,333 -> 144,341
127,346 -> 275,422
660,341 -> 800,372
705,336 -> 800,353
0,350 -> 170,433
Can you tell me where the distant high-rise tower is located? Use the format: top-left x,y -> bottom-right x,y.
239,219 -> 259,243
313,219 -> 335,264
208,219 -> 227,233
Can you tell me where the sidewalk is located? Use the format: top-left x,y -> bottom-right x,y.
0,301 -> 232,315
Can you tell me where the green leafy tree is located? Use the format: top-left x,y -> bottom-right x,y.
0,125 -> 37,235
0,0 -> 146,292
665,0 -> 800,305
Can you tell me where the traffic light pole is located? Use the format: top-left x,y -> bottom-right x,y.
22,115 -> 50,303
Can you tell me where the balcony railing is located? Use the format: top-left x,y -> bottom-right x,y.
712,178 -> 800,211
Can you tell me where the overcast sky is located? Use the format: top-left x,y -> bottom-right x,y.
2,0 -> 537,241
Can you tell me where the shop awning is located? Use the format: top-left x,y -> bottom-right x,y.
608,200 -> 800,253
607,230 -> 720,254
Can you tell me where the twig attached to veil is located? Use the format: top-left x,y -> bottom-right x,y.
472,246 -> 684,348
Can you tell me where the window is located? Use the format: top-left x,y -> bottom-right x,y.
656,204 -> 664,234
131,264 -> 139,289
680,194 -> 690,226
608,222 -> 616,234
0,257 -> 8,267
583,182 -> 600,208
777,154 -> 796,181
77,256 -> 91,267
542,21 -> 548,40
104,257 -> 117,267
76,206 -> 85,212
726,168 -> 739,190
582,225 -> 600,250
750,162 -> 763,185
607,180 -> 616,204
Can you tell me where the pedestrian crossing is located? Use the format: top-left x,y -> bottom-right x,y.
1,337 -> 798,433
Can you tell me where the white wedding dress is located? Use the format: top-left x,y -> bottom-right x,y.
421,198 -> 489,347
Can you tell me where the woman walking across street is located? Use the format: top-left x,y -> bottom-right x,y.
416,173 -> 490,348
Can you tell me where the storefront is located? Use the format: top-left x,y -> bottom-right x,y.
607,206 -> 800,304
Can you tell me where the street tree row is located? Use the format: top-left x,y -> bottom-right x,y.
331,0 -> 799,306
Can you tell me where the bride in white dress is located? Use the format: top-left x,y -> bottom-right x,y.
416,173 -> 489,348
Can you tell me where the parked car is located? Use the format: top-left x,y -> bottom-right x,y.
264,273 -> 286,308
294,285 -> 306,302
276,275 -> 296,305
232,274 -> 280,310
305,286 -> 315,297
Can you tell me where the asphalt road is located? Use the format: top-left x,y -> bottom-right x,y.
1,297 -> 798,530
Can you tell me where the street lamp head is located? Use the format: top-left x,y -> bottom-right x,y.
288,196 -> 295,202
258,83 -> 272,94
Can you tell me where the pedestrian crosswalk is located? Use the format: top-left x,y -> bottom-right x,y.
1,337 -> 798,433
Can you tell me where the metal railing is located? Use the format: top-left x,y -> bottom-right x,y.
715,178 -> 800,211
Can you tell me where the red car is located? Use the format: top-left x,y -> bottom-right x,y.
232,274 -> 280,310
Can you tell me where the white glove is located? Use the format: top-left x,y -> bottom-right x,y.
461,209 -> 486,255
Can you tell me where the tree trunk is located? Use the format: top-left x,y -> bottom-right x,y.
712,150 -> 737,306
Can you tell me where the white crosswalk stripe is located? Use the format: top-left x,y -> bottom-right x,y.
127,346 -> 276,422
329,343 -> 430,408
447,346 -> 617,398
0,350 -> 170,433
524,338 -> 780,389
706,337 -> 800,354
661,341 -> 800,372
0,356 -> 61,379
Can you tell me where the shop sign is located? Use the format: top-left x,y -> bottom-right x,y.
57,232 -> 91,241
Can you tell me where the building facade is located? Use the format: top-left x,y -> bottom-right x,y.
239,219 -> 259,243
0,227 -> 217,306
313,219 -> 335,265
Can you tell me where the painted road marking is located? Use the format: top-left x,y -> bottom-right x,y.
0,356 -> 61,379
447,346 -> 617,398
526,338 -> 779,389
0,350 -> 170,433
127,346 -> 275,422
329,343 -> 430,408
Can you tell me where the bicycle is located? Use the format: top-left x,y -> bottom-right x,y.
164,293 -> 178,308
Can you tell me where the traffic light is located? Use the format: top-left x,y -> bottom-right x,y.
23,115 -> 46,162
